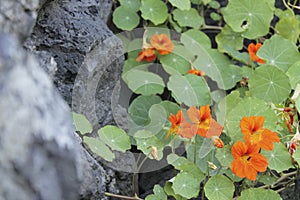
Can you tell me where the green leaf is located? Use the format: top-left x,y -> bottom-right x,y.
286,61 -> 300,90
72,112 -> 92,134
83,136 -> 114,162
167,74 -> 212,107
98,125 -> 131,152
192,49 -> 238,90
168,15 -> 182,33
128,95 -> 162,126
173,8 -> 204,29
158,101 -> 180,116
112,6 -> 140,31
167,154 -> 205,181
222,0 -> 274,39
222,45 -> 250,64
258,174 -> 277,186
172,172 -> 200,199
293,148 -> 300,165
125,70 -> 165,95
119,0 -> 141,12
215,91 -> 242,125
261,143 -> 294,172
209,1 -> 220,9
164,182 -> 187,200
226,97 -> 277,142
216,25 -> 243,53
204,175 -> 235,200
202,0 -> 211,5
144,104 -> 168,134
257,35 -> 300,72
146,185 -> 167,200
248,65 -> 291,104
134,130 -> 164,160
237,188 -> 281,200
210,12 -> 222,21
181,29 -> 211,51
169,0 -> 191,10
276,15 -> 300,43
140,0 -> 168,25
211,90 -> 226,104
160,45 -> 194,75
215,145 -> 234,167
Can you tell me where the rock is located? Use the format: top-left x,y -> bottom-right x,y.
0,0 -> 39,42
25,0 -> 135,198
0,33 -> 82,200
26,0 -> 124,129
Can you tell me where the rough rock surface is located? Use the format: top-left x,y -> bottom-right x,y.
26,0 -> 124,129
25,0 -> 135,198
0,32 -> 82,200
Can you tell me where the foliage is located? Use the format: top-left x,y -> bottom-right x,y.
74,0 -> 300,199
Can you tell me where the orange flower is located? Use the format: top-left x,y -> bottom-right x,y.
248,43 -> 265,64
240,116 -> 280,150
136,48 -> 156,62
166,110 -> 186,138
231,141 -> 268,181
188,69 -> 205,76
187,105 -> 212,137
150,34 -> 174,55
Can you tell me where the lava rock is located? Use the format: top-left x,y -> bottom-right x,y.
0,32 -> 82,200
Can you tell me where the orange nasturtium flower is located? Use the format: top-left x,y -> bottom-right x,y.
150,34 -> 174,55
240,116 -> 280,150
188,69 -> 205,76
248,43 -> 265,64
166,110 -> 186,139
186,105 -> 212,137
231,141 -> 268,181
136,48 -> 156,62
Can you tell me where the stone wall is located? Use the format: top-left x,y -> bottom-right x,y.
0,0 -> 134,199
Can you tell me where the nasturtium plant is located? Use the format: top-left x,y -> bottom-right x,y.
74,0 -> 300,199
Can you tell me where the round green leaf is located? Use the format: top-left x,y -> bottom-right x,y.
248,65 -> 291,104
128,95 -> 162,126
215,145 -> 234,167
167,74 -> 212,107
112,6 -> 140,31
276,15 -> 300,43
119,0 -> 141,12
173,8 -> 204,29
145,104 -> 168,134
204,175 -> 235,200
209,1 -> 220,9
172,172 -> 200,199
164,182 -> 188,200
158,101 -> 180,116
226,97 -> 277,142
169,0 -> 191,10
223,0 -> 274,39
237,188 -> 281,200
261,143 -> 294,173
126,69 -> 165,95
215,91 -> 242,125
140,0 -> 168,25
98,125 -> 131,152
181,29 -> 211,51
216,25 -> 243,53
160,46 -> 192,75
257,35 -> 300,72
134,130 -> 164,160
72,112 -> 92,134
286,61 -> 300,90
83,136 -> 114,162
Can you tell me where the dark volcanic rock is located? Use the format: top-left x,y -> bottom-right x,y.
0,33 -> 82,200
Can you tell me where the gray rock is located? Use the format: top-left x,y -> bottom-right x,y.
26,0 -> 124,129
0,0 -> 39,42
0,33 -> 82,200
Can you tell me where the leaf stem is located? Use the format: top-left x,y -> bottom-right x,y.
104,192 -> 144,200
282,0 -> 293,11
201,24 -> 223,30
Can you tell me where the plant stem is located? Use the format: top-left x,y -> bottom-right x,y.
282,0 -> 293,11
201,25 -> 223,30
105,192 -> 144,200
194,137 -> 197,164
